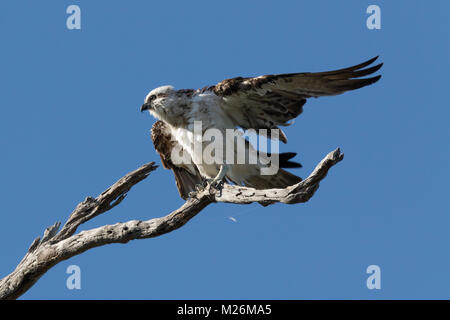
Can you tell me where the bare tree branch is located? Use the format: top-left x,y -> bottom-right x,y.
0,148 -> 343,300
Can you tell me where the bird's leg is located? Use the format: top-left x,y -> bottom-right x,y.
187,179 -> 212,198
209,164 -> 229,191
188,165 -> 229,199
213,164 -> 229,183
188,181 -> 208,199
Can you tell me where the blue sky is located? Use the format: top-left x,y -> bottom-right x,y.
0,1 -> 449,299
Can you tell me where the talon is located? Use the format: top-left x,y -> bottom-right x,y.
195,183 -> 204,192
188,191 -> 198,198
208,178 -> 224,194
213,179 -> 224,188
209,164 -> 229,189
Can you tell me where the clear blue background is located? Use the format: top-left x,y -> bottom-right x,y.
0,0 -> 449,299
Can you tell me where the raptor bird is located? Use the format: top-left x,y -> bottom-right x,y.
141,56 -> 382,199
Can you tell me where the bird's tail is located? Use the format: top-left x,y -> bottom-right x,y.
241,151 -> 302,189
243,168 -> 302,190
237,152 -> 302,206
278,152 -> 302,169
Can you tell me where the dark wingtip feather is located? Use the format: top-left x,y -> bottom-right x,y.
353,56 -> 379,71
370,74 -> 382,83
334,74 -> 382,92
279,152 -> 302,168
351,63 -> 383,78
326,56 -> 380,75
363,74 -> 382,86
279,152 -> 297,160
282,162 -> 303,169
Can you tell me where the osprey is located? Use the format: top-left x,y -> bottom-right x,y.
141,57 -> 382,199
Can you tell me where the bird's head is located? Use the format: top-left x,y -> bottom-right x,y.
140,85 -> 177,120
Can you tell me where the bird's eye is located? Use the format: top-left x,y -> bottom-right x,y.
149,95 -> 156,101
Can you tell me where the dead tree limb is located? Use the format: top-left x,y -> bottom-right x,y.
0,148 -> 343,300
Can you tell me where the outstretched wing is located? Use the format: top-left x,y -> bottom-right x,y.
211,56 -> 382,143
151,121 -> 203,200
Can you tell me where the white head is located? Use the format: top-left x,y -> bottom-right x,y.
140,85 -> 175,118
141,85 -> 193,126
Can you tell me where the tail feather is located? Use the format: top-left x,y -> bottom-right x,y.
279,152 -> 302,168
262,152 -> 302,168
243,168 -> 302,190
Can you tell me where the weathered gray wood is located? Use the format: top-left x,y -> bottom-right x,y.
0,148 -> 343,300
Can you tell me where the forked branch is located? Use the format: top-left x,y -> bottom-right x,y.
0,148 -> 343,300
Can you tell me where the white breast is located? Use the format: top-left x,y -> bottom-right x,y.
170,93 -> 237,178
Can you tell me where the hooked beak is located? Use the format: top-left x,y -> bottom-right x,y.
140,102 -> 152,112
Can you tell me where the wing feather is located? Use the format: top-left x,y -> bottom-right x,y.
211,56 -> 382,142
151,121 -> 203,200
